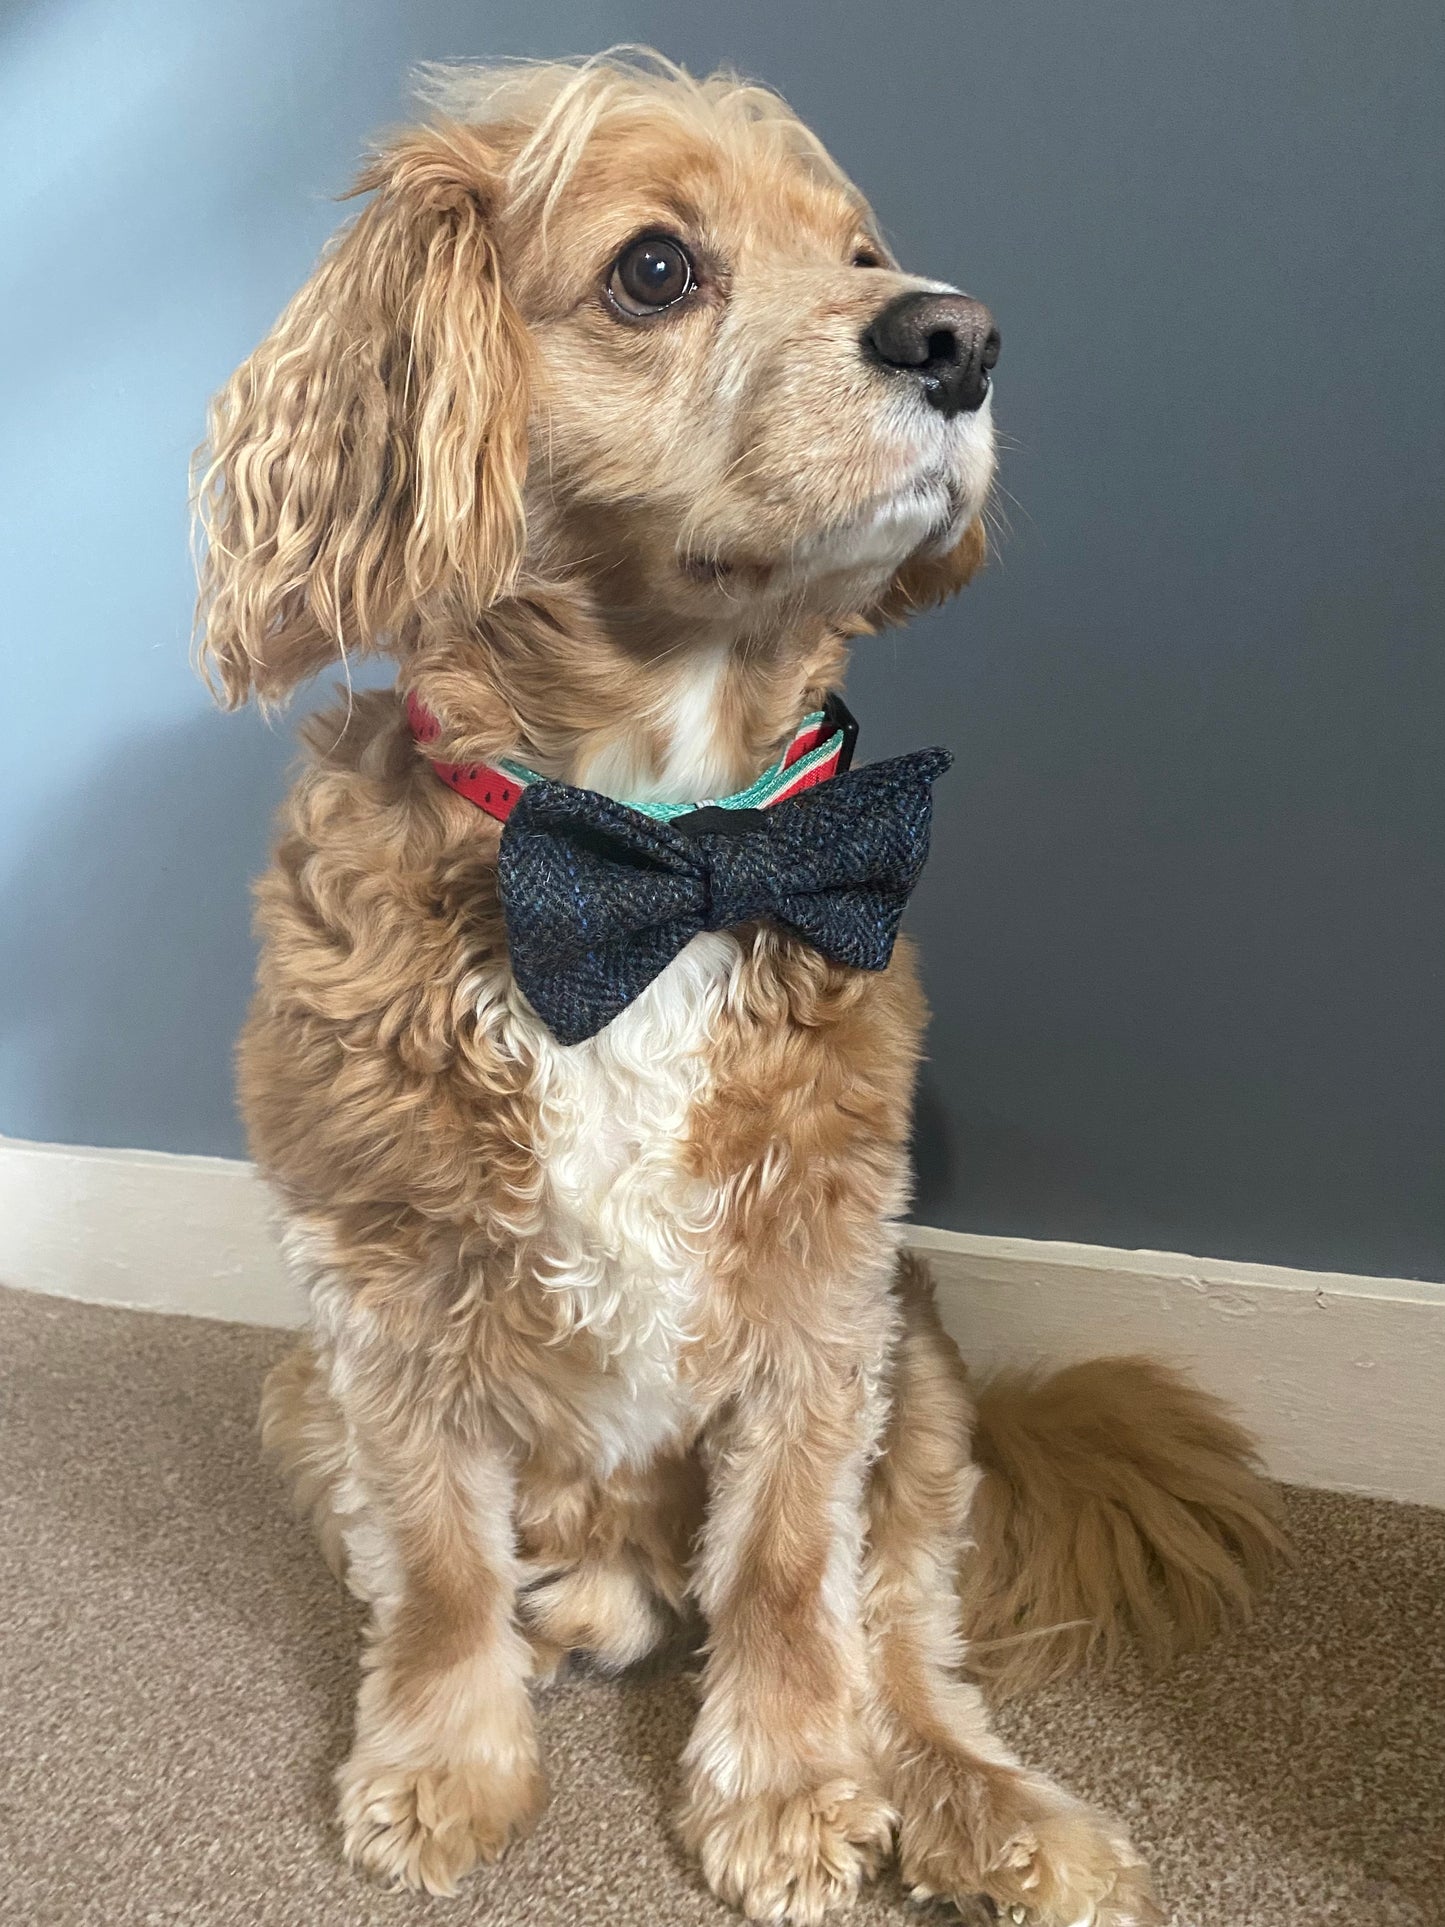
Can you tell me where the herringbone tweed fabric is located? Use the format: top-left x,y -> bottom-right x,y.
497,748 -> 951,1042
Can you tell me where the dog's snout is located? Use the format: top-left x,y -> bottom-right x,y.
863,291 -> 1000,417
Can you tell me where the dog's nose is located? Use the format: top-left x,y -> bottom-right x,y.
863,291 -> 1000,417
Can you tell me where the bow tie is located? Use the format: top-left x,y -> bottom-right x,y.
496,748 -> 952,1045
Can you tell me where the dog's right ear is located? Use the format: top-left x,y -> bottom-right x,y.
194,122 -> 532,708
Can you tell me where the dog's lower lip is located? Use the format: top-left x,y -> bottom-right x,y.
869,477 -> 954,530
684,478 -> 957,583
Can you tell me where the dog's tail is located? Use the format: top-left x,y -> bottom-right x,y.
959,1355 -> 1290,1698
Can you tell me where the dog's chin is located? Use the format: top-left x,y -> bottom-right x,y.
675,488 -> 968,617
793,479 -> 961,585
675,432 -> 993,613
784,389 -> 997,585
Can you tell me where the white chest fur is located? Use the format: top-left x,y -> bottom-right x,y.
500,931 -> 740,1472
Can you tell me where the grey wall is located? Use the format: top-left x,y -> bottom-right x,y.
2,1 -> 1441,1280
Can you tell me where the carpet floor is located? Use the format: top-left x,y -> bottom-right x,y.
2,1284 -> 1441,1927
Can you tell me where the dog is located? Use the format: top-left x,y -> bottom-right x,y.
196,52 -> 1285,1925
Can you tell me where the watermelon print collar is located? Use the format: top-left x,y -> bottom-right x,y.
405,689 -> 860,826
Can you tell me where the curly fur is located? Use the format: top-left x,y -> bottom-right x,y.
204,50 -> 1282,1925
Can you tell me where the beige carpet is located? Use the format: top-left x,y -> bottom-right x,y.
2,1285 -> 1441,1927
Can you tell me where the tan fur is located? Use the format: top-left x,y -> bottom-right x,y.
206,52 -> 1282,1925
861,1260 -> 1161,1923
960,1356 -> 1290,1697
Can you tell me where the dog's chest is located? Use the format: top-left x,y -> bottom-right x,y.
517,932 -> 740,1466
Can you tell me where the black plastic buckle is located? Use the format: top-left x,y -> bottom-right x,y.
822,690 -> 860,773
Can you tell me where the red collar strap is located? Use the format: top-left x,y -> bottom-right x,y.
406,689 -> 859,826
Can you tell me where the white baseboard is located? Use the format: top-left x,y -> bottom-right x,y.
0,1135 -> 306,1330
3,1133 -> 1441,1508
917,1226 -> 1445,1510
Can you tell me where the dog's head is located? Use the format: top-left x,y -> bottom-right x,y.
196,53 -> 997,709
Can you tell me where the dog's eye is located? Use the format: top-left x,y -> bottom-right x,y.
852,247 -> 884,269
608,235 -> 696,316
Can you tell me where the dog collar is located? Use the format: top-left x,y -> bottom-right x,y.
406,689 -> 860,825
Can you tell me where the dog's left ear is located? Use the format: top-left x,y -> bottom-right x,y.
863,516 -> 987,629
194,121 -> 532,708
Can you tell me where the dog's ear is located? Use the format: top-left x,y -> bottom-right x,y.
194,122 -> 531,708
864,515 -> 987,629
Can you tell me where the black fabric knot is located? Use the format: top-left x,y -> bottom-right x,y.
496,748 -> 953,1045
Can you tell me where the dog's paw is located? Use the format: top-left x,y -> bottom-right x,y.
522,1556 -> 672,1673
679,1775 -> 896,1924
337,1753 -> 547,1896
898,1754 -> 1161,1927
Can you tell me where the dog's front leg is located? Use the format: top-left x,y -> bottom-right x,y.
862,1265 -> 1161,1926
679,1358 -> 895,1925
328,1361 -> 545,1896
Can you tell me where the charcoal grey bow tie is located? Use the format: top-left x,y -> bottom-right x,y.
495,748 -> 952,1045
